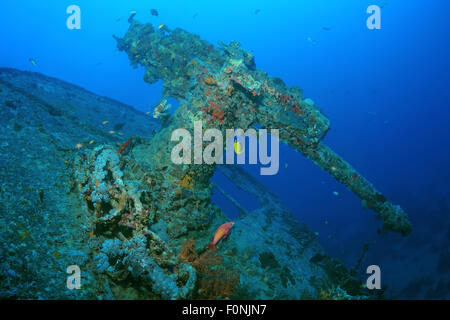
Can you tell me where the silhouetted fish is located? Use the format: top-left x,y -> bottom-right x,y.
254,9 -> 261,15
150,9 -> 159,16
128,11 -> 136,23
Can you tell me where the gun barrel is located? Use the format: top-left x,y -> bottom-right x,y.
306,142 -> 412,236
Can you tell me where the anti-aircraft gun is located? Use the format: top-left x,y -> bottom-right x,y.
114,19 -> 411,237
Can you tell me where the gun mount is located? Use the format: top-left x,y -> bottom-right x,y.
114,20 -> 411,236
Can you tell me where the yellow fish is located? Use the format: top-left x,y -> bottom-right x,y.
158,24 -> 165,30
75,143 -> 83,150
234,139 -> 244,154
29,58 -> 37,66
109,131 -> 116,134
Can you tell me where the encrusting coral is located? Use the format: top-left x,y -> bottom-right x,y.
74,145 -> 198,299
96,234 -> 196,299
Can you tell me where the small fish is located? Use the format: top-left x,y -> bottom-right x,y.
153,99 -> 169,119
128,11 -> 137,22
254,9 -> 261,15
331,166 -> 337,171
118,132 -> 124,136
325,220 -> 329,225
109,131 -> 116,134
285,163 -> 289,169
102,121 -> 109,125
75,143 -> 83,150
116,18 -> 121,22
333,191 -> 340,196
150,9 -> 159,16
146,110 -> 152,115
193,13 -> 199,19
328,234 -> 334,239
380,3 -> 388,9
118,137 -> 134,154
307,37 -> 317,45
29,58 -> 37,66
234,139 -> 244,155
208,222 -> 234,251
158,24 -> 165,29
322,27 -> 331,31
89,140 -> 95,145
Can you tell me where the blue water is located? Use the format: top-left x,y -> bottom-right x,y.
1,0 -> 449,298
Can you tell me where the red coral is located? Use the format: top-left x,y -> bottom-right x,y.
201,101 -> 225,125
279,94 -> 303,116
279,94 -> 293,106
179,239 -> 240,299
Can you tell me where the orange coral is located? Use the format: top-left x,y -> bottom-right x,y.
226,85 -> 233,96
177,172 -> 194,189
204,74 -> 217,86
178,238 -> 198,263
224,66 -> 234,74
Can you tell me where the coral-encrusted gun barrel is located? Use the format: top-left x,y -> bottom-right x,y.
230,60 -> 412,236
227,59 -> 412,236
308,142 -> 411,236
114,20 -> 412,236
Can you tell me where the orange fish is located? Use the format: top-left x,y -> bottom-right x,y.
207,222 -> 234,251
